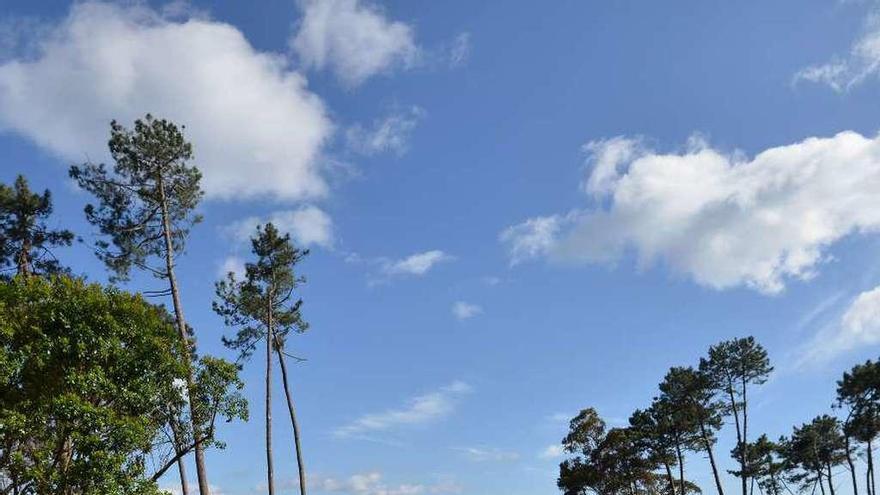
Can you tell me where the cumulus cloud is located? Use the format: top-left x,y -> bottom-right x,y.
217,255 -> 245,279
333,381 -> 471,438
502,131 -> 880,294
225,206 -> 334,248
454,447 -> 520,462
291,0 -> 418,87
451,301 -> 482,320
381,250 -> 453,276
794,13 -> 880,91
307,472 -> 462,495
347,106 -> 425,156
0,2 -> 333,201
800,286 -> 880,364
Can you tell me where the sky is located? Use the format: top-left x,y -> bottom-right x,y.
3,0 -> 880,494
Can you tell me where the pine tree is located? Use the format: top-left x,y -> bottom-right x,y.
0,175 -> 74,277
214,223 -> 310,495
69,115 -> 211,495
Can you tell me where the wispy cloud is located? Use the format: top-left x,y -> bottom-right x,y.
224,206 -> 334,249
794,11 -> 880,91
538,444 -> 565,460
272,472 -> 462,495
381,250 -> 453,277
334,381 -> 472,438
347,106 -> 425,156
799,285 -> 880,365
454,447 -> 520,462
451,301 -> 483,320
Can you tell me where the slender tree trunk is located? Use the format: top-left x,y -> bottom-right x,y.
16,236 -> 31,277
266,303 -> 275,495
817,473 -> 826,495
676,442 -> 686,495
171,421 -> 190,495
272,330 -> 307,495
827,463 -> 836,495
158,177 -> 210,495
845,431 -> 858,495
700,420 -> 725,495
741,375 -> 750,495
664,461 -> 677,495
724,374 -> 746,495
869,440 -> 876,495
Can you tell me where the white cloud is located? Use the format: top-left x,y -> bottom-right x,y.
539,444 -> 565,460
451,301 -> 482,320
347,106 -> 425,156
0,2 -> 333,201
448,32 -> 471,68
291,0 -> 418,87
334,381 -> 471,438
454,447 -> 520,462
217,255 -> 245,279
309,472 -> 462,495
794,13 -> 880,91
382,250 -> 452,276
800,286 -> 880,364
225,206 -> 334,248
502,131 -> 880,294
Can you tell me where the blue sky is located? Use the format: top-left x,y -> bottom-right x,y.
3,1 -> 880,494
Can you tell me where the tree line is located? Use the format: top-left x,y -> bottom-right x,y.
558,337 -> 880,495
1,115 -> 310,495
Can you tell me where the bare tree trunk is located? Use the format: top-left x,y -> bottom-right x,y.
158,177 -> 210,495
869,440 -> 876,495
817,474 -> 826,495
272,331 -> 307,495
16,236 -> 31,277
266,304 -> 275,495
741,376 -> 750,495
845,431 -> 858,495
700,420 -> 725,495
171,422 -> 190,495
724,372 -> 746,495
664,461 -> 677,495
827,463 -> 836,495
676,442 -> 686,495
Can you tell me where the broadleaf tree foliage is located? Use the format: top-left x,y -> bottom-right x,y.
214,223 -> 310,495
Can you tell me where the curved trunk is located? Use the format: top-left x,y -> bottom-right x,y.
699,420 -> 725,495
664,461 -> 677,495
273,331 -> 307,495
844,431 -> 858,495
676,442 -> 686,495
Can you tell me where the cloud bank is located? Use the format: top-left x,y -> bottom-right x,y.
502,132 -> 880,294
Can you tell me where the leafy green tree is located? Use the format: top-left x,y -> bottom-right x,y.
0,276 -> 183,494
700,337 -> 773,495
837,360 -> 880,495
629,408 -> 680,495
735,435 -> 790,495
0,175 -> 74,277
69,115 -> 212,495
658,367 -> 726,495
214,223 -> 310,495
648,395 -> 702,495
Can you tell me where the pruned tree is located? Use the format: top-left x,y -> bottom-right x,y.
214,223 -> 310,495
837,360 -> 880,495
700,337 -> 773,495
69,115 -> 212,495
0,175 -> 74,278
658,367 -> 726,495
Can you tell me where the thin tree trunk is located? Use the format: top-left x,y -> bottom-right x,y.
272,330 -> 307,495
741,375 -> 750,495
16,236 -> 31,277
158,177 -> 210,495
171,421 -> 190,495
845,431 -> 858,495
676,442 -> 686,495
724,372 -> 746,495
817,473 -> 826,495
869,440 -> 876,495
827,463 -> 836,495
664,461 -> 677,495
700,419 -> 725,495
266,303 -> 275,495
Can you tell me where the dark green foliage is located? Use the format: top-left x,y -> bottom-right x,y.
214,222 -> 309,361
0,175 -> 74,277
69,114 -> 202,282
782,416 -> 847,495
